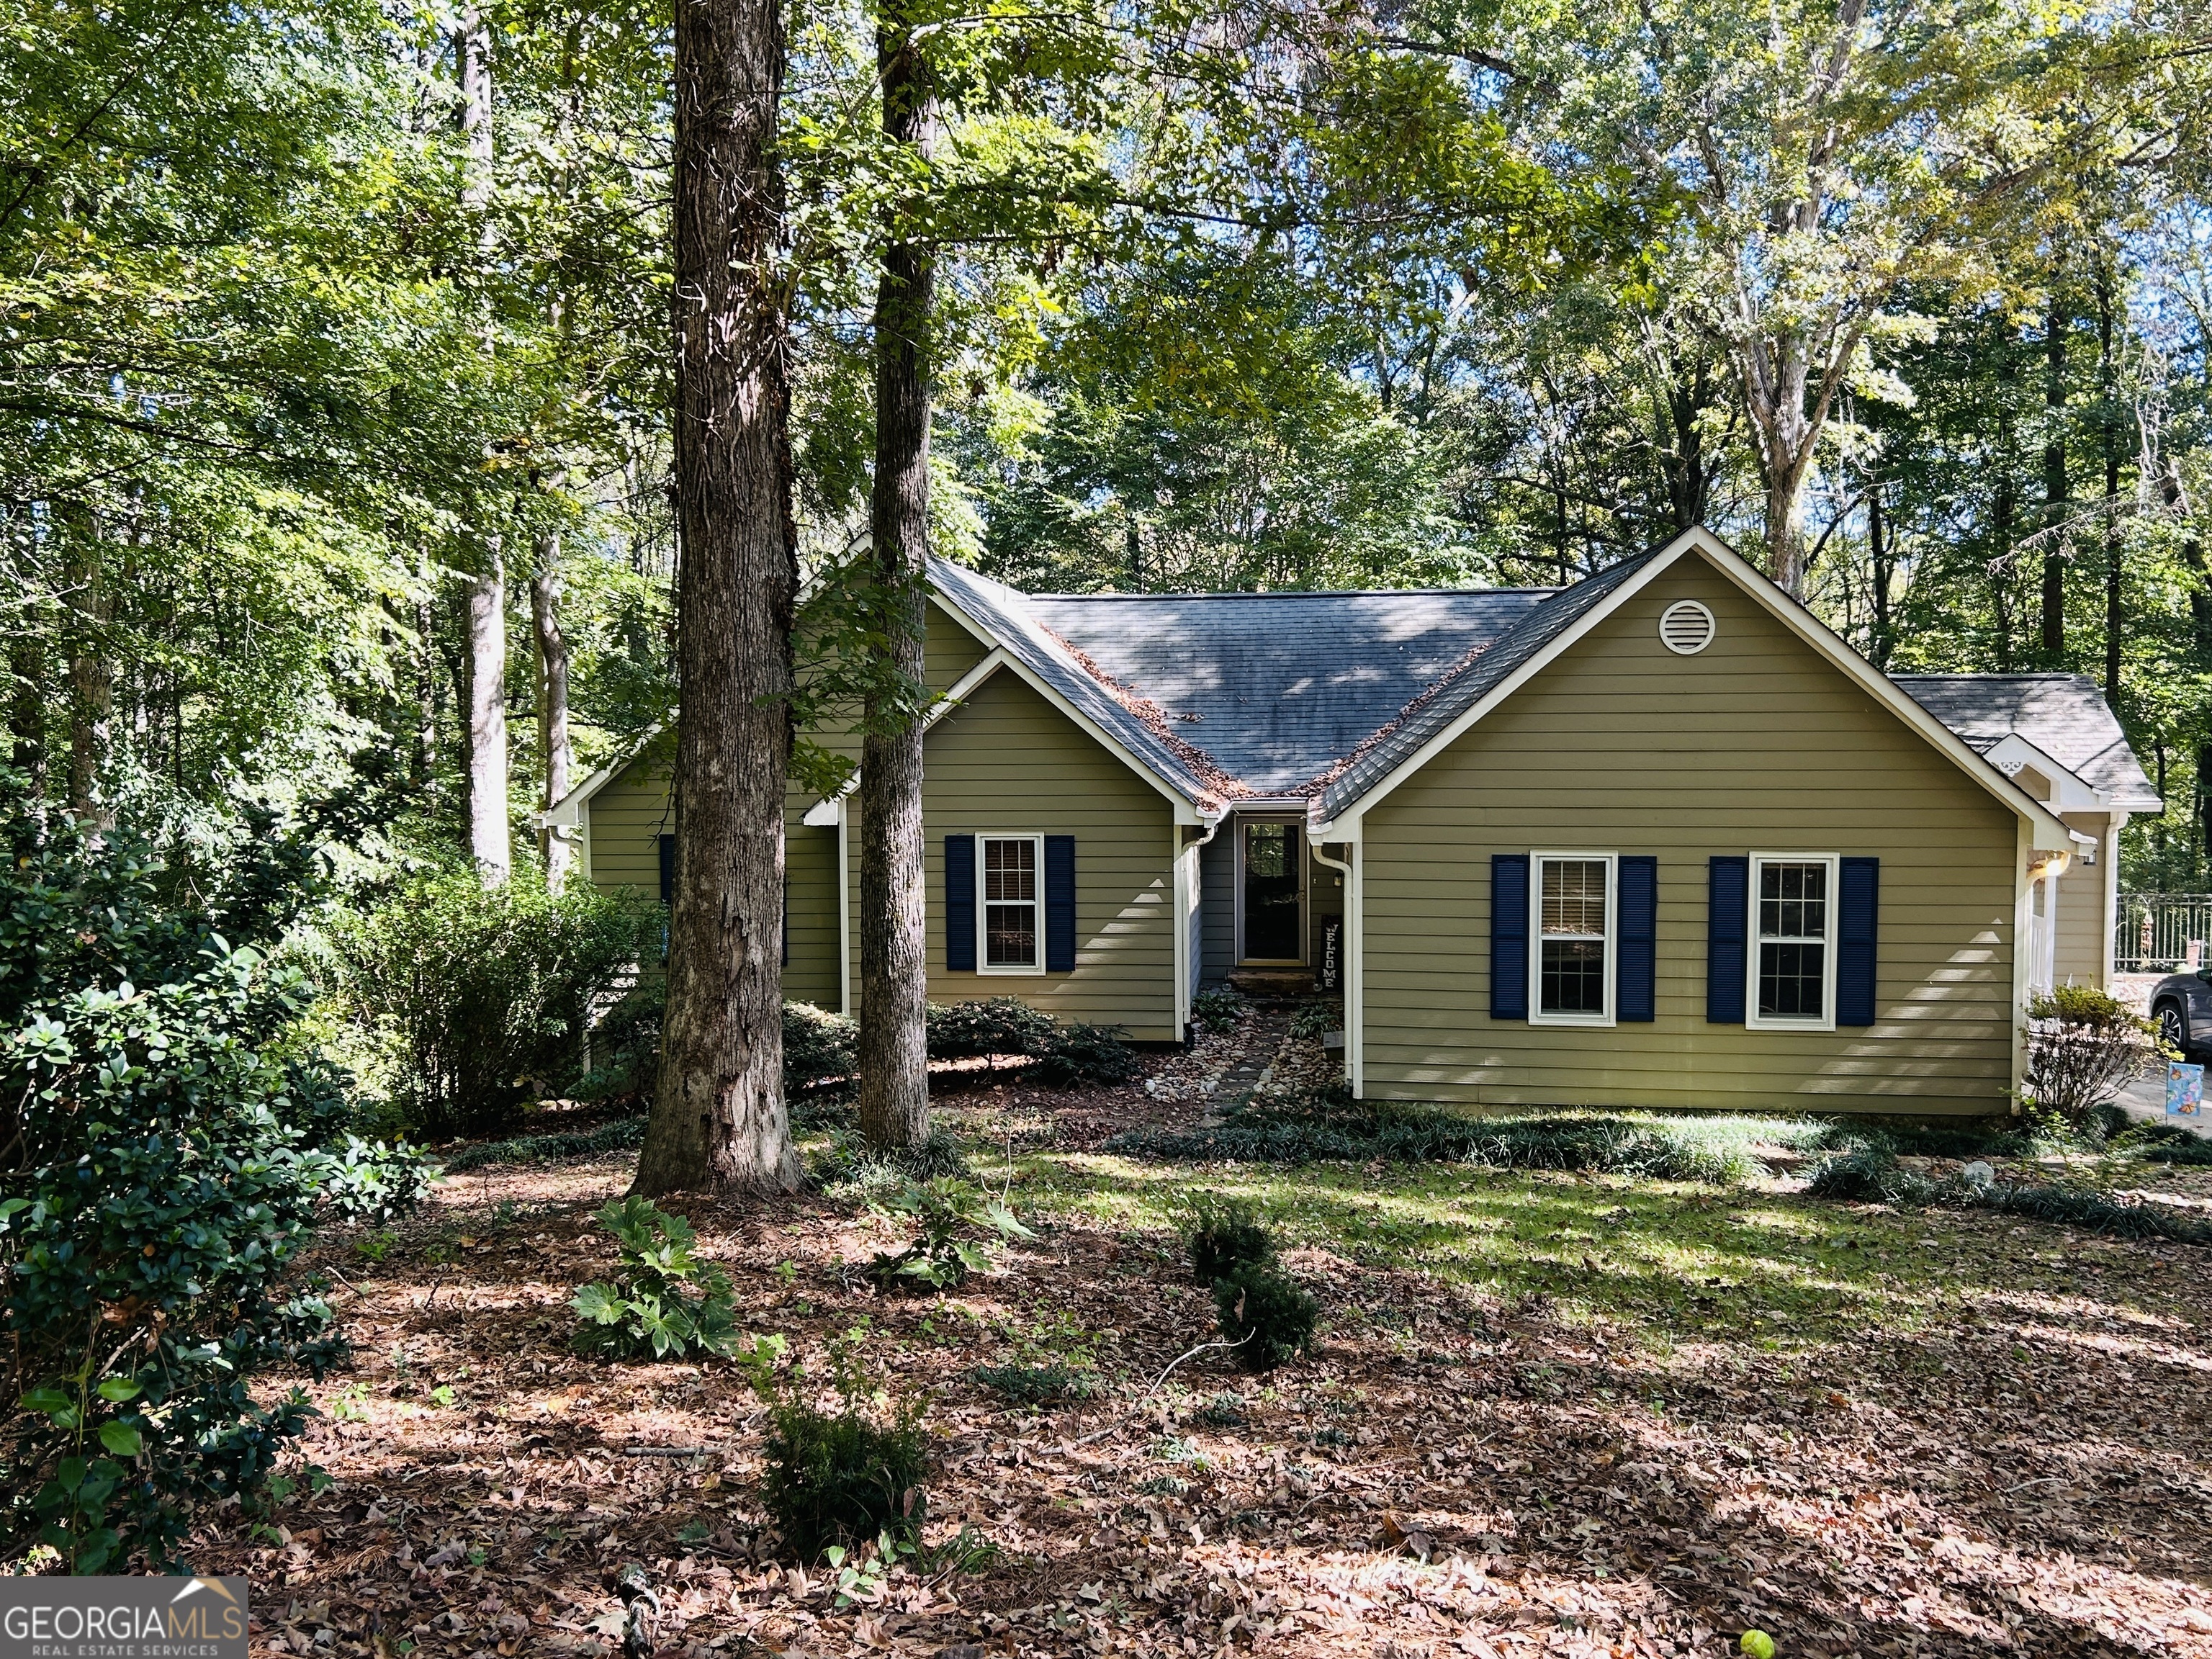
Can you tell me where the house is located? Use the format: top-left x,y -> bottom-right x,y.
544,527 -> 2159,1118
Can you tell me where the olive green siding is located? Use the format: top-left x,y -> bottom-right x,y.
1359,554 -> 2023,1116
842,667 -> 1179,1040
582,598 -> 990,1013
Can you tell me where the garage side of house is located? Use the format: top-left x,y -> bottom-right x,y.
1358,552 -> 2026,1116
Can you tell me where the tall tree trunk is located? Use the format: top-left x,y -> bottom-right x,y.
413,569 -> 436,789
1992,413 -> 2018,672
64,527 -> 111,826
634,0 -> 801,1195
857,5 -> 936,1154
2096,262 -> 2123,706
1740,336 -> 1817,596
9,608 -> 45,796
532,535 -> 573,892
2040,289 -> 2069,663
463,553 -> 511,882
1867,476 -> 1892,669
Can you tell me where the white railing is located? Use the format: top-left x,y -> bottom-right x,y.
2116,894 -> 2212,973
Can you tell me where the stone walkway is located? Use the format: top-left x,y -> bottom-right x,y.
1197,1004 -> 1295,1125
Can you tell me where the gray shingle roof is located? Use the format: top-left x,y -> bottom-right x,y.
1890,674 -> 2162,810
928,554 -> 2159,822
1025,586 -> 1552,795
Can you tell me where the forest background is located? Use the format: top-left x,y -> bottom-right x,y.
8,0 -> 2212,898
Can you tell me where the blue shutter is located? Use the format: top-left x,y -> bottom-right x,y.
1707,856 -> 1748,1024
658,833 -> 675,907
1838,857 -> 1879,1025
1491,854 -> 1529,1020
1617,855 -> 1657,1022
1045,836 -> 1076,973
944,835 -> 976,971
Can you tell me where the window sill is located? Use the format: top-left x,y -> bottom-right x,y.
1529,1012 -> 1617,1028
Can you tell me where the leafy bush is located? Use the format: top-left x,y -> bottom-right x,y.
571,1196 -> 741,1359
1181,1193 -> 1275,1285
2025,986 -> 2153,1133
1034,1022 -> 1138,1087
574,979 -> 665,1107
1192,989 -> 1246,1035
970,1362 -> 1097,1404
1288,1004 -> 1339,1041
330,866 -> 655,1137
866,1177 -> 1033,1290
741,1332 -> 929,1560
443,1115 -> 648,1172
1,783 -> 429,1573
1110,1100 -> 1754,1184
787,1002 -> 859,1092
926,997 -> 1057,1061
1213,1261 -> 1320,1371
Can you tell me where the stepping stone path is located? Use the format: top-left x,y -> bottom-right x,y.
1199,1004 -> 1296,1126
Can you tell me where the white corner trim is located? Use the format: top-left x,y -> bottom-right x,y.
836,796 -> 852,1017
1331,526 -> 2075,850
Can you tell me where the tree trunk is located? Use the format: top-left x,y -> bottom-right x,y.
2040,289 -> 2068,663
634,0 -> 801,1196
531,535 -> 573,892
413,566 -> 436,789
9,616 -> 45,796
1868,477 -> 1892,669
65,529 -> 112,826
1741,337 -> 1816,597
2096,261 -> 2123,706
462,553 -> 511,883
857,6 -> 936,1154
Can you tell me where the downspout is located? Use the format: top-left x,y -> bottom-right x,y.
1182,814 -> 1225,1039
1310,837 -> 1359,1098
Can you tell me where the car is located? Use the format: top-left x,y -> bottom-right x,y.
2147,969 -> 2212,1059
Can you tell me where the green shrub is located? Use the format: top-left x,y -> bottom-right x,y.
329,866 -> 655,1137
926,997 -> 1057,1061
970,1362 -> 1097,1405
1288,1004 -> 1338,1041
571,1197 -> 741,1359
811,1126 -> 971,1190
1,783 -> 429,1572
740,1333 -> 929,1560
2025,986 -> 2154,1133
1804,1144 -> 1934,1205
1192,989 -> 1246,1035
575,979 -> 665,1107
1181,1193 -> 1275,1285
1034,1022 -> 1138,1087
786,1002 -> 859,1092
1213,1262 -> 1320,1372
866,1176 -> 1033,1290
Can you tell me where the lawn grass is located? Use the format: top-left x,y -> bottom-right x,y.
998,1143 -> 2195,1349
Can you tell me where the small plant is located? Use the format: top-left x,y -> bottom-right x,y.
866,1177 -> 1033,1290
1181,1193 -> 1275,1285
354,1230 -> 397,1265
1196,1391 -> 1248,1427
1034,1022 -> 1138,1087
1288,1004 -> 1338,1041
1192,988 -> 1246,1035
971,1362 -> 1097,1405
2026,986 -> 2154,1133
571,1197 -> 741,1359
739,1330 -> 930,1560
330,1383 -> 372,1422
1213,1261 -> 1320,1372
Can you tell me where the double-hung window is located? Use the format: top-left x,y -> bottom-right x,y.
1530,853 -> 1615,1025
1748,853 -> 1837,1030
979,835 -> 1044,974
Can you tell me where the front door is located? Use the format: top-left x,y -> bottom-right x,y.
1241,820 -> 1304,963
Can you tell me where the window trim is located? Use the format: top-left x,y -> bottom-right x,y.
975,833 -> 1047,976
1745,851 -> 1840,1033
1527,850 -> 1617,1028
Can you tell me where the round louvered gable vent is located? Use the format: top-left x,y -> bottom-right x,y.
1659,599 -> 1716,655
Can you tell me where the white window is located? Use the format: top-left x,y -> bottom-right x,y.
1748,853 -> 1838,1031
978,835 -> 1044,974
1529,853 -> 1615,1026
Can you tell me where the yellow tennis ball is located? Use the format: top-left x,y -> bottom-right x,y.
1740,1632 -> 1776,1659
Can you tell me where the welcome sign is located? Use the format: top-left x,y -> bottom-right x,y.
0,1577 -> 248,1659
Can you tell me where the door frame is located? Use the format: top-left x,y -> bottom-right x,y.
1234,814 -> 1309,966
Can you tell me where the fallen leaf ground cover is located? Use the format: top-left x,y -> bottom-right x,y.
207,1078 -> 2212,1659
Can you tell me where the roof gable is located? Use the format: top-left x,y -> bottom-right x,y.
1891,674 -> 2160,811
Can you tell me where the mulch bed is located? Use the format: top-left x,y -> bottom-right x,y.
201,1074 -> 2212,1659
